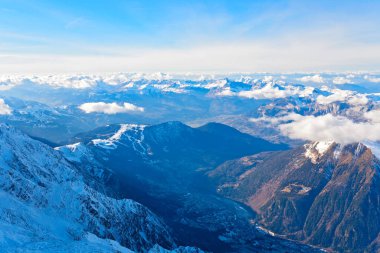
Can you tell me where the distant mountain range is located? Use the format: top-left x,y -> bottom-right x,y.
1,75 -> 379,145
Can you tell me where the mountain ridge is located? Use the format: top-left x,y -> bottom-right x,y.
209,141 -> 380,252
0,123 -> 203,252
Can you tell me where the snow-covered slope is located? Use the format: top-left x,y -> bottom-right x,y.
304,141 -> 335,163
0,124 -> 202,252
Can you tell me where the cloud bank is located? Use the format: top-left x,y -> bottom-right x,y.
79,102 -> 144,114
364,109 -> 380,123
33,75 -> 98,89
297,75 -> 325,83
316,89 -> 368,106
332,76 -> 353,85
216,82 -> 315,100
0,99 -> 12,115
364,75 -> 380,83
279,114 -> 380,144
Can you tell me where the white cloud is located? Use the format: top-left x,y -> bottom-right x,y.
332,76 -> 353,85
31,75 -> 99,89
236,83 -> 314,99
297,75 -> 325,83
238,86 -> 290,99
101,73 -> 130,85
0,75 -> 24,90
0,84 -> 14,91
279,114 -> 380,144
316,91 -> 348,104
250,113 -> 305,124
0,72 -> 191,90
78,102 -> 144,114
316,89 -> 368,106
364,109 -> 380,123
215,88 -> 234,96
364,75 -> 380,83
347,94 -> 369,106
0,99 -> 12,115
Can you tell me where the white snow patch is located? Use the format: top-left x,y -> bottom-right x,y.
255,225 -> 275,236
315,141 -> 334,154
304,141 -> 334,164
92,124 -> 146,150
55,142 -> 88,163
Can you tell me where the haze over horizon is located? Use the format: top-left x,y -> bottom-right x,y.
1,0 -> 380,73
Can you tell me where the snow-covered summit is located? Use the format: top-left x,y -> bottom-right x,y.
304,140 -> 380,166
304,141 -> 335,164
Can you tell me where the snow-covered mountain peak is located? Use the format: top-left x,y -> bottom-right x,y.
304,141 -> 335,164
304,141 -> 380,166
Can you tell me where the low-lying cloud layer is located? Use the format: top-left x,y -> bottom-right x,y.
0,99 -> 12,115
215,82 -> 315,100
279,113 -> 380,144
79,102 -> 144,114
237,84 -> 314,99
332,76 -> 353,85
297,75 -> 325,83
364,75 -> 380,83
316,89 -> 368,106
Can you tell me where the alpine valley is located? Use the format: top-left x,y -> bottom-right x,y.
1,72 -> 380,252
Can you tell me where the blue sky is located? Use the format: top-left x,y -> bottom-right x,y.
1,0 -> 379,73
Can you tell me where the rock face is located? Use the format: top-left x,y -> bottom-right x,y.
0,123 -> 195,252
210,141 -> 380,252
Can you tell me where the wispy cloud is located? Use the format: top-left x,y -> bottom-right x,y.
0,1 -> 379,73
64,17 -> 88,29
2,35 -> 380,74
78,102 -> 144,114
